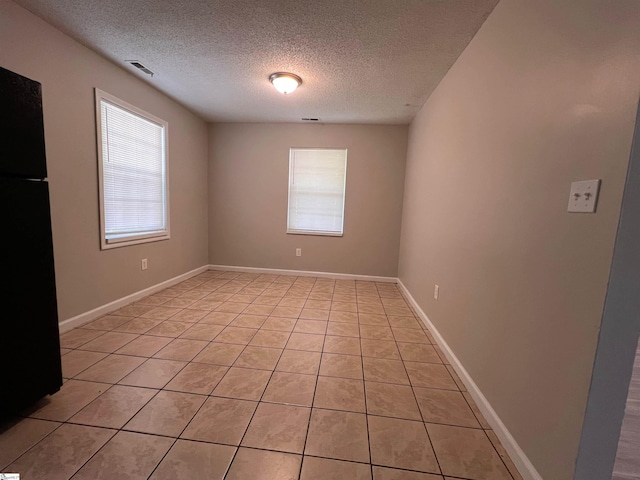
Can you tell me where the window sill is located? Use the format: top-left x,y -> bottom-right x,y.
101,231 -> 170,250
286,230 -> 343,237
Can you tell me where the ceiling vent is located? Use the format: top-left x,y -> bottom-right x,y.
126,61 -> 154,77
302,118 -> 319,122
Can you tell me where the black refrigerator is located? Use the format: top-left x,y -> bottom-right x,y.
0,66 -> 62,417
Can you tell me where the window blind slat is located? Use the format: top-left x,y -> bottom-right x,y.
287,149 -> 347,235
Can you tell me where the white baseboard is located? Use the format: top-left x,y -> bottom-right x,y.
397,279 -> 542,480
58,265 -> 210,333
208,264 -> 397,283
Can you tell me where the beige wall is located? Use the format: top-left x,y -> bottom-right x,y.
0,0 -> 209,320
398,1 -> 640,479
208,123 -> 407,277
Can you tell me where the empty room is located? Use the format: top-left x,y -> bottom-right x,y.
1,1 -> 639,479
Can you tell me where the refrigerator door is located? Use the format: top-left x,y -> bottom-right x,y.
0,178 -> 62,416
0,66 -> 47,179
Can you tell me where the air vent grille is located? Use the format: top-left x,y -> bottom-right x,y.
126,61 -> 154,77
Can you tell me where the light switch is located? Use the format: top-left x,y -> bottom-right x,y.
568,179 -> 601,213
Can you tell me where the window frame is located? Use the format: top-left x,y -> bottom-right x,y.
286,147 -> 348,237
95,88 -> 170,250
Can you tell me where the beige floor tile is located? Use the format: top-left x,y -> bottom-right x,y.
179,323 -> 224,341
170,308 -> 209,322
118,358 -> 187,388
384,306 -> 414,317
212,367 -> 272,400
192,342 -> 245,366
361,339 -> 401,360
83,315 -> 131,331
262,317 -> 297,332
262,371 -> 317,406
433,345 -> 450,364
61,350 -> 107,378
446,365 -> 467,392
299,308 -> 330,321
145,321 -> 193,338
115,335 -> 172,357
255,295 -> 284,306
463,391 -> 491,429
277,350 -> 322,375
330,301 -> 358,313
333,294 -> 357,303
323,335 -> 361,355
358,313 -> 389,326
279,297 -> 306,308
429,425 -> 511,480
305,409 -> 370,462
69,385 -> 157,428
165,363 -> 228,394
200,311 -> 238,325
231,313 -> 268,328
329,310 -> 359,323
485,430 -> 524,480
250,329 -> 291,348
242,402 -> 311,453
363,357 -> 410,385
365,382 -> 422,421
114,304 -> 154,317
404,363 -> 458,390
162,297 -> 198,308
320,353 -> 363,379
215,301 -> 250,314
153,338 -> 208,361
244,304 -> 276,316
414,388 -> 479,428
398,343 -> 441,363
6,423 -> 114,480
392,327 -> 429,344
305,299 -> 331,310
387,316 -> 423,330
358,304 -> 386,315
150,439 -> 236,480
140,306 -> 183,320
234,346 -> 283,370
360,325 -> 394,341
271,306 -> 303,318
72,431 -> 173,480
369,415 -> 440,473
300,456 -> 372,480
27,379 -> 108,421
182,396 -> 257,445
124,390 -> 205,437
314,376 -> 365,413
294,319 -> 328,334
59,328 -> 105,348
226,447 -> 301,480
326,322 -> 360,337
113,318 -> 162,334
216,326 -> 258,344
373,466 -> 443,480
286,332 -> 325,351
75,354 -> 146,383
0,418 -> 60,469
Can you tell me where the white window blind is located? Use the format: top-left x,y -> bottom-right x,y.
287,148 -> 347,236
96,90 -> 169,249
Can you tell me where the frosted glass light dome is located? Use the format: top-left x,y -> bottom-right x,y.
269,72 -> 302,95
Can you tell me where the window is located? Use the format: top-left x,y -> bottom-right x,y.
95,89 -> 169,249
287,148 -> 347,236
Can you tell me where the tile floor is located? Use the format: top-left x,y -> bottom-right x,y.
0,270 -> 524,480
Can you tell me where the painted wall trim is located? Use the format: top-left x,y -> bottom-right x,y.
58,265 -> 209,333
397,278 -> 543,480
208,264 -> 397,283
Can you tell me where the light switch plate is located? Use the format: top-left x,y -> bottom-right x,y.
568,179 -> 601,213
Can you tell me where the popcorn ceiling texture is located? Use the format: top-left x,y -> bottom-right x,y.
13,0 -> 498,123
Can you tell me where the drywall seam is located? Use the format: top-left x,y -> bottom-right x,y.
397,279 -> 543,480
58,265 -> 209,333
208,264 -> 397,283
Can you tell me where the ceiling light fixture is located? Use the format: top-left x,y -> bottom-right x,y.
269,72 -> 302,95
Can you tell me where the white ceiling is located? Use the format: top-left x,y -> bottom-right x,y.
15,0 -> 499,124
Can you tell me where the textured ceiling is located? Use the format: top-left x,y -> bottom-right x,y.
15,0 -> 499,124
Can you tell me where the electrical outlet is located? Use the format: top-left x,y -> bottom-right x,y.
141,258 -> 148,270
296,248 -> 302,257
434,284 -> 439,300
